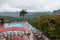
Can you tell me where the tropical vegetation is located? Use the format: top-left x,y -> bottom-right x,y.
29,14 -> 60,40
19,9 -> 27,21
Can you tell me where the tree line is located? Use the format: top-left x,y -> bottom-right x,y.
29,14 -> 60,40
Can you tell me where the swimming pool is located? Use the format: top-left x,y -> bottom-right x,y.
5,23 -> 24,28
0,23 -> 25,34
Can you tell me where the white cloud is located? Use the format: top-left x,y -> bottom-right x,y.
42,0 -> 60,11
0,3 -> 20,12
0,0 -> 60,12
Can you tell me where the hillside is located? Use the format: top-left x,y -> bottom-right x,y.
0,12 -> 51,18
52,9 -> 60,14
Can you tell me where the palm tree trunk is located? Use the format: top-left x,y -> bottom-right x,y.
23,15 -> 25,22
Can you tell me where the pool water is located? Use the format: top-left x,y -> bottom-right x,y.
5,23 -> 24,28
0,23 -> 25,35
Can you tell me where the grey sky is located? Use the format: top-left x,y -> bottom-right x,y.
0,0 -> 60,12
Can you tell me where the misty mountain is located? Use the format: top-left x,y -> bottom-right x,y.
0,12 -> 51,18
52,9 -> 60,14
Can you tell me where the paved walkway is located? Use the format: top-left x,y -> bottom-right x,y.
12,34 -> 38,40
41,34 -> 49,40
13,35 -> 30,40
13,35 -> 24,40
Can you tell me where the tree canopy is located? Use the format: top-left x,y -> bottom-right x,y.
29,14 -> 60,40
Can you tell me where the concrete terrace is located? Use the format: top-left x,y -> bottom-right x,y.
0,22 -> 49,40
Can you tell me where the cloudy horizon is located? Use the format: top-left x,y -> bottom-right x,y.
0,0 -> 60,12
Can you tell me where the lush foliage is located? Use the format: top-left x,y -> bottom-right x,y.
29,14 -> 60,40
0,16 -> 22,23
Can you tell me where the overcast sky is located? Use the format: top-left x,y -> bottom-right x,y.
0,0 -> 60,12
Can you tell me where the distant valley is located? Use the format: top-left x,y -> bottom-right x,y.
0,12 -> 51,18
0,9 -> 60,18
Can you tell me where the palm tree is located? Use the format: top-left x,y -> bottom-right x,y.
20,9 -> 27,21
